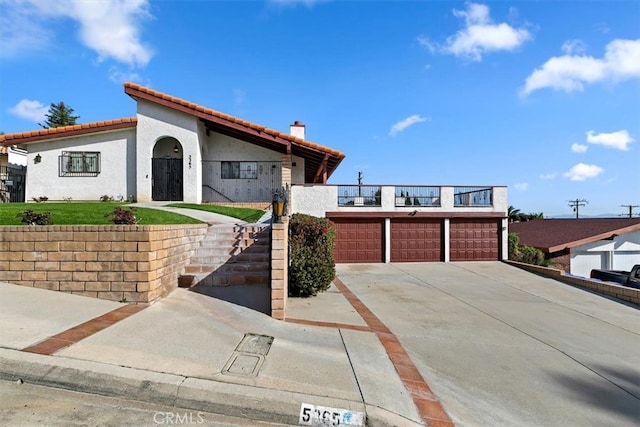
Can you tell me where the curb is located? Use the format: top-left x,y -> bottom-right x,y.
0,348 -> 374,426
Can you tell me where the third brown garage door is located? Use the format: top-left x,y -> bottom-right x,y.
450,219 -> 500,261
333,219 -> 384,263
391,219 -> 442,262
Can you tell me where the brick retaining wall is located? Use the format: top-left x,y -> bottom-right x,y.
505,260 -> 639,306
0,224 -> 209,304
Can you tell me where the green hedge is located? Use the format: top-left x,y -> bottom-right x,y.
289,213 -> 336,297
508,232 -> 546,266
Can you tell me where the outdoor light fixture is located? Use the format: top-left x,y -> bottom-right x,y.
173,144 -> 179,153
272,187 -> 288,224
34,154 -> 41,164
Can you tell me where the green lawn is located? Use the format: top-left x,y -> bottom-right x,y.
166,203 -> 265,223
0,203 -> 204,225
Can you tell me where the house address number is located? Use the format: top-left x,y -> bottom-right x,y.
299,403 -> 364,426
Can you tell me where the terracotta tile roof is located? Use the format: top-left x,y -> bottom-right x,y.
0,118 -> 137,146
124,83 -> 345,182
509,218 -> 640,253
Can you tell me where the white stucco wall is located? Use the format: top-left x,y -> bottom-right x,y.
570,229 -> 640,277
136,101 -> 200,203
25,129 -> 135,201
292,185 -> 508,215
291,155 -> 305,184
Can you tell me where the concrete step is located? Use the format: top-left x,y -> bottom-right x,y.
185,261 -> 269,275
189,252 -> 270,265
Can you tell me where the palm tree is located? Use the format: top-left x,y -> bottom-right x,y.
508,205 -> 521,222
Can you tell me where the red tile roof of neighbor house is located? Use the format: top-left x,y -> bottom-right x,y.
509,218 -> 640,253
1,84 -> 345,183
0,118 -> 138,145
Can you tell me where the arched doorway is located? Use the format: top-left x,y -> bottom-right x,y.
152,137 -> 183,201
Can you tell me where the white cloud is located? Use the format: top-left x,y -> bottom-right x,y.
540,172 -> 557,180
563,163 -> 604,181
419,3 -> 531,62
586,130 -> 634,151
521,38 -> 640,96
108,67 -> 146,85
389,115 -> 428,136
571,143 -> 588,153
514,182 -> 528,191
0,0 -> 153,67
8,99 -> 49,123
561,39 -> 587,55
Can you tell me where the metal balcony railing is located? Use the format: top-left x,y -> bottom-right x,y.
454,186 -> 493,207
337,185 -> 382,207
395,186 -> 441,207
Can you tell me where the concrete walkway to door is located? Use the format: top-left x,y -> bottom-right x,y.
333,262 -> 640,427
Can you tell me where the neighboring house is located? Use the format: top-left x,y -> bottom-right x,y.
0,83 -> 345,203
0,145 -> 27,202
509,218 -> 640,277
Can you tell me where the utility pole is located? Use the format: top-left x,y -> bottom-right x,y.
620,204 -> 640,218
568,198 -> 588,219
357,171 -> 363,197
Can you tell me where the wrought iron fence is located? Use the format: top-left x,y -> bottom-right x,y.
337,185 -> 382,207
202,160 -> 281,202
395,186 -> 441,207
0,165 -> 26,202
454,186 -> 493,207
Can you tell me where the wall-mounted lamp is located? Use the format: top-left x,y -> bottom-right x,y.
173,144 -> 179,153
34,154 -> 42,164
272,187 -> 288,224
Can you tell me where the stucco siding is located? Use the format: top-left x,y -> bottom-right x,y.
571,229 -> 640,276
25,129 -> 135,201
136,101 -> 200,203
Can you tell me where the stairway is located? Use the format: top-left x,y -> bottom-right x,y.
181,223 -> 272,313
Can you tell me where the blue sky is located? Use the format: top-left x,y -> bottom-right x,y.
1,0 -> 638,217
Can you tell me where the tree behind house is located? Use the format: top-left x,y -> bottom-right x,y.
39,102 -> 79,129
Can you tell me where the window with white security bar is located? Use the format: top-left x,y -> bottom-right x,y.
59,152 -> 100,177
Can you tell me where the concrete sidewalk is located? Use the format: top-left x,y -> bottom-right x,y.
0,281 -> 420,426
129,202 -> 272,225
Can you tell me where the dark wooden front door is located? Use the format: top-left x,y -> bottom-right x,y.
152,158 -> 183,201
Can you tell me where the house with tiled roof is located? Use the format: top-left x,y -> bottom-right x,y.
0,83 -> 345,204
509,218 -> 640,277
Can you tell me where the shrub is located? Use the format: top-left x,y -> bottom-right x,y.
100,195 -> 114,202
17,210 -> 53,225
32,196 -> 48,203
289,213 -> 336,297
508,232 -> 546,266
106,207 -> 137,225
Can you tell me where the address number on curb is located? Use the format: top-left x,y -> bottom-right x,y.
299,403 -> 364,426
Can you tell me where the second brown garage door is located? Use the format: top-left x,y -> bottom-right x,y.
333,219 -> 384,263
450,219 -> 500,261
391,219 -> 443,262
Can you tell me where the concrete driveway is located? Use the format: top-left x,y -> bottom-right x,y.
335,262 -> 640,427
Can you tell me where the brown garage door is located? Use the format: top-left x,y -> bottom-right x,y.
391,219 -> 442,262
333,219 -> 384,263
450,219 -> 500,261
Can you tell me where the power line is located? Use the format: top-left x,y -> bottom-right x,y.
620,204 -> 640,218
568,198 -> 588,219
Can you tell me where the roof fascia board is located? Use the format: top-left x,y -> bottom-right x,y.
547,223 -> 640,253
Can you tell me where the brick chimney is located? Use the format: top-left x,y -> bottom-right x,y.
290,120 -> 305,140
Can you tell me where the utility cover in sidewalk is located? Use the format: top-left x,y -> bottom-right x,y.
222,333 -> 274,378
236,333 -> 274,356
